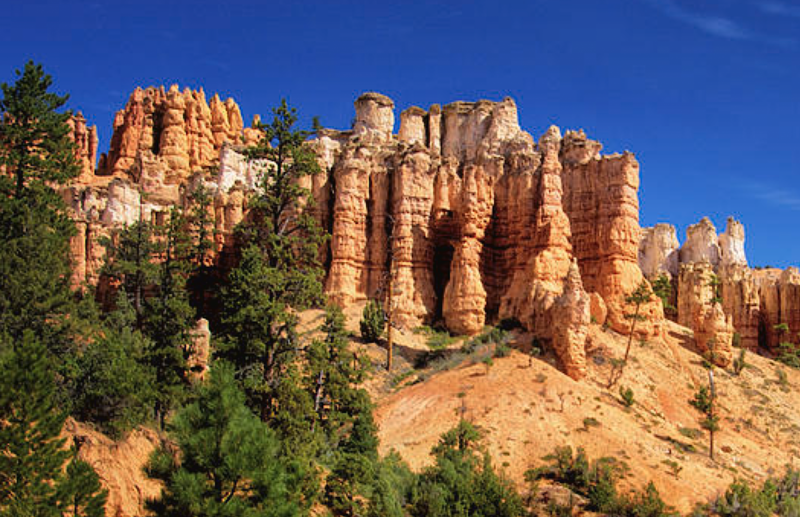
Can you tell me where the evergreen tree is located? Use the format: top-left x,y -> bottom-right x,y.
146,363 -> 300,517
102,207 -> 195,428
100,215 -> 159,326
186,181 -> 218,318
59,457 -> 109,517
608,280 -> 652,388
0,61 -> 79,198
324,393 -> 380,517
0,332 -> 106,516
360,300 -> 385,344
307,305 -> 370,439
220,244 -> 304,421
0,61 -> 79,355
69,296 -> 155,437
142,208 -> 195,428
652,274 -> 675,316
409,420 -> 524,517
219,99 -> 327,421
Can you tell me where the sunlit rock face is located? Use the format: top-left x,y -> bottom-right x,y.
638,211 -> 798,352
66,88 -> 669,379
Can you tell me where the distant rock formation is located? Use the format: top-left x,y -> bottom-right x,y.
640,216 -> 798,354
65,88 -> 668,380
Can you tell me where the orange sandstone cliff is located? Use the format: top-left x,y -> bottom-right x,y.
66,88 -> 665,380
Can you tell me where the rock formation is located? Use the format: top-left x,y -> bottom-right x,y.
558,130 -> 663,337
693,303 -> 734,367
100,85 -> 245,178
65,418 -> 162,517
65,88 -> 671,380
640,216 -> 799,353
757,267 -> 800,349
66,112 -> 98,180
639,223 -> 679,280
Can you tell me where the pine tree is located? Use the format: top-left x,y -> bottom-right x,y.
307,305 -> 370,439
100,216 -> 159,326
142,208 -> 195,429
0,332 -> 106,516
186,181 -> 218,318
360,299 -> 385,344
0,61 -> 79,355
324,393 -> 380,517
607,280 -> 652,388
0,61 -> 79,198
146,363 -> 300,517
69,296 -> 155,437
59,457 -> 108,517
409,420 -> 524,517
219,99 -> 327,421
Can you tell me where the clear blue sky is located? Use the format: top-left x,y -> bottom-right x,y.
2,0 -> 799,267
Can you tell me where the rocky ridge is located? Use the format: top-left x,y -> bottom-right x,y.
639,216 -> 800,358
64,88 -> 669,380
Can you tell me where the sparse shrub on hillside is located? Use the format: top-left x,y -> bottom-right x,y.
663,459 -> 683,479
732,346 -> 748,376
608,280 -> 652,388
619,386 -> 635,408
360,299 -> 385,343
653,274 -> 676,317
482,356 -> 494,375
776,368 -> 790,390
690,382 -> 720,460
415,325 -> 457,350
494,342 -> 512,358
462,326 -> 509,354
531,446 -> 672,516
777,342 -> 800,369
702,468 -> 800,517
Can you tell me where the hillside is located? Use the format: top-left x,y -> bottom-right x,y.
364,313 -> 800,514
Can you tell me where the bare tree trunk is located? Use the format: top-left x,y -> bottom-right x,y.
708,368 -> 716,460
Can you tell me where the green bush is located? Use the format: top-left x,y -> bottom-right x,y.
732,347 -> 748,376
619,386 -> 635,408
360,299 -> 385,343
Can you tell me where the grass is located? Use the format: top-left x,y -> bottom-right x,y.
678,427 -> 703,440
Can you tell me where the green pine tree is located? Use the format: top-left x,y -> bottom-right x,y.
69,296 -> 155,437
219,99 -> 327,422
0,61 -> 79,198
142,208 -> 195,429
59,456 -> 109,517
0,332 -> 106,517
100,216 -> 159,326
0,61 -> 79,356
307,305 -> 370,439
146,363 -> 300,517
324,393 -> 380,517
409,420 -> 524,517
186,181 -> 218,318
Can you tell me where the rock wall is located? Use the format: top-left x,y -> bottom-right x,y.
64,85 -> 258,286
65,419 -> 163,517
66,112 -> 98,180
100,85 -> 245,178
560,131 -> 663,337
640,216 -> 797,353
66,88 -> 666,380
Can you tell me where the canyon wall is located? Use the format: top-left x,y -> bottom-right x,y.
66,88 -> 666,380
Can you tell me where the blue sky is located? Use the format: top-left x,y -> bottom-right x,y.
2,0 -> 799,267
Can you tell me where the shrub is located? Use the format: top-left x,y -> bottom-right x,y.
619,386 -> 635,408
732,347 -> 748,376
360,299 -> 385,343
